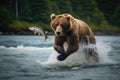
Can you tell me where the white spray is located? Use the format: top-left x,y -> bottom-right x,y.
40,37 -> 115,67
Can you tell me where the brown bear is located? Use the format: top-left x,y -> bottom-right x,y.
50,13 -> 99,61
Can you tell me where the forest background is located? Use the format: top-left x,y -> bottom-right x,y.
0,0 -> 120,35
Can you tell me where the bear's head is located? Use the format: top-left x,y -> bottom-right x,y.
50,13 -> 73,36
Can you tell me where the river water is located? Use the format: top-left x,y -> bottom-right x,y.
0,35 -> 120,80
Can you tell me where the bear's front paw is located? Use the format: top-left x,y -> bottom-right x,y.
57,54 -> 68,61
55,46 -> 64,54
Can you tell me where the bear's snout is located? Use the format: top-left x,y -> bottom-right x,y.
56,31 -> 61,36
55,26 -> 63,36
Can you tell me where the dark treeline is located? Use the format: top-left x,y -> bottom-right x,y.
0,0 -> 120,33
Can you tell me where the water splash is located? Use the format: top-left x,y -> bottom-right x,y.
0,45 -> 53,51
0,42 -> 115,67
96,42 -> 115,64
40,42 -> 115,67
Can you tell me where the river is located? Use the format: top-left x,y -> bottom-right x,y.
0,35 -> 120,80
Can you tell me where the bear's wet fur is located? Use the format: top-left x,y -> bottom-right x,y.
50,13 -> 99,61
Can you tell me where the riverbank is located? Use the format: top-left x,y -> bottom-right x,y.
0,30 -> 120,36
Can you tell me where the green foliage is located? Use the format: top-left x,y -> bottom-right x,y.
18,0 -> 32,21
48,0 -> 60,14
96,0 -> 120,27
0,0 -> 120,32
0,6 -> 12,31
29,0 -> 51,24
113,6 -> 120,26
9,20 -> 30,30
55,0 -> 73,14
9,20 -> 51,31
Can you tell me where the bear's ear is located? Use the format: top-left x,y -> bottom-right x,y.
50,13 -> 56,20
66,15 -> 70,21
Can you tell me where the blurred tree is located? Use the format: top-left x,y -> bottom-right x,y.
48,0 -> 60,14
71,0 -> 107,26
0,0 -> 14,31
0,7 -> 12,31
54,0 -> 73,14
96,0 -> 120,26
113,6 -> 120,26
29,0 -> 51,24
18,0 -> 32,22
0,0 -> 120,32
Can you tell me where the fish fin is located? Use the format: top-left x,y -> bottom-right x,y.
45,36 -> 48,40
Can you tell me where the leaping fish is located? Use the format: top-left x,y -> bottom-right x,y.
29,26 -> 48,40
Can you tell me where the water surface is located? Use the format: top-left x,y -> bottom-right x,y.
0,35 -> 120,80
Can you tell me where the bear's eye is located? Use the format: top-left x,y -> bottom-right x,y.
61,24 -> 69,30
61,24 -> 65,28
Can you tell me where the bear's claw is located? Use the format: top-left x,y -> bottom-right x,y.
57,54 -> 68,61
